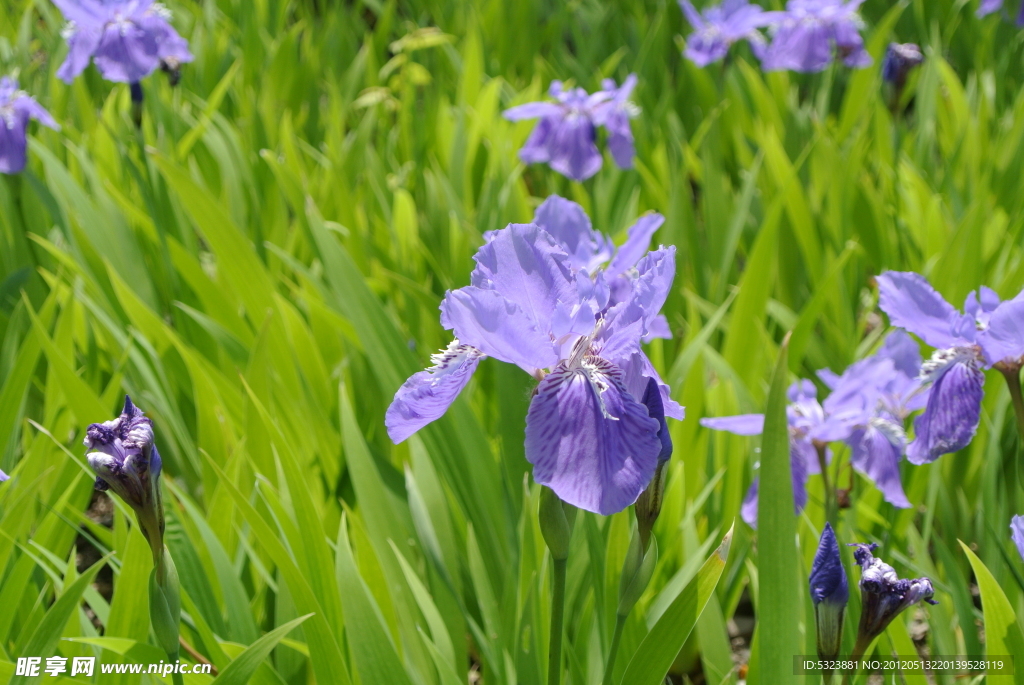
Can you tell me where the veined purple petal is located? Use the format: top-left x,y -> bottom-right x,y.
1011,515 -> 1024,561
533,195 -> 613,272
700,413 -> 765,435
980,298 -> 1024,365
906,358 -> 984,464
608,214 -> 666,276
877,271 -> 968,349
440,287 -> 557,372
386,342 -> 485,443
525,355 -> 661,515
547,114 -> 603,182
470,222 -> 576,336
93,22 -> 163,83
849,421 -> 911,508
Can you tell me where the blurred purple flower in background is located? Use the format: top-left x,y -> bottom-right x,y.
387,195 -> 680,515
701,379 -> 824,527
762,0 -> 872,72
882,43 -> 923,88
976,0 -> 1003,17
503,76 -> 639,182
0,77 -> 59,174
1012,515 -> 1024,561
678,0 -> 779,66
877,271 -> 1024,464
53,0 -> 193,84
814,331 -> 927,508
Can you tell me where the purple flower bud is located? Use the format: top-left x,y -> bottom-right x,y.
849,542 -> 937,646
53,0 -> 194,85
85,396 -> 165,558
810,523 -> 848,660
882,43 -> 923,89
0,77 -> 60,175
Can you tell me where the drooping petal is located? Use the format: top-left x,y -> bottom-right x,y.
440,287 -> 557,372
525,356 -> 661,515
470,222 -> 576,336
533,195 -> 613,272
547,115 -> 603,182
604,110 -> 635,169
57,25 -> 104,83
385,342 -> 485,443
849,420 -> 911,508
13,95 -> 60,130
980,298 -> 1024,365
93,22 -> 163,83
906,359 -> 984,464
517,116 -> 556,163
876,271 -> 967,349
137,11 -> 193,64
880,329 -> 923,379
762,16 -> 835,72
700,413 -> 765,435
0,114 -> 29,174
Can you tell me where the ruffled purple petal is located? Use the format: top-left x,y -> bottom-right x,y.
906,359 -> 984,464
525,356 -> 661,515
533,195 -> 613,272
440,286 -> 557,371
980,299 -> 1024,365
876,271 -> 968,349
386,343 -> 485,443
470,222 -> 576,336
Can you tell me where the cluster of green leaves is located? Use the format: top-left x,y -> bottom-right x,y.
1,0 -> 1023,682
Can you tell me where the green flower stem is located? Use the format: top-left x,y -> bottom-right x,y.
1000,365 -> 1024,449
602,614 -> 627,685
548,557 -> 568,685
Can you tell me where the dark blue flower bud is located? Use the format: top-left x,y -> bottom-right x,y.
849,543 -> 937,651
810,523 -> 848,661
85,396 -> 165,564
882,43 -> 923,89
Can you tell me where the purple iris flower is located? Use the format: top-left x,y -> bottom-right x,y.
700,379 -> 826,527
85,396 -> 165,553
503,76 -> 639,182
0,77 -> 60,175
877,271 -> 1024,464
1012,515 -> 1024,561
849,543 -> 936,646
386,195 -> 681,515
678,0 -> 779,66
53,0 -> 193,85
882,43 -> 923,89
814,331 -> 927,508
761,0 -> 872,73
810,522 -> 848,659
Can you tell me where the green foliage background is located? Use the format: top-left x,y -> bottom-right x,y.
1,0 -> 1024,682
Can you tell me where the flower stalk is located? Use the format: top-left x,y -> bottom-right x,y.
539,487 -> 576,685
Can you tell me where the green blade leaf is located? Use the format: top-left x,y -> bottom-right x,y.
619,525 -> 733,685
211,614 -> 313,685
758,334 -> 802,684
959,541 -> 1024,685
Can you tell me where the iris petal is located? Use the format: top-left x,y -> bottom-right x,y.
907,358 -> 984,464
525,356 -> 661,515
